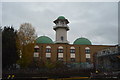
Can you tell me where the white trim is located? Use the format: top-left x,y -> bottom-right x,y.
70,46 -> 75,49
85,47 -> 90,50
46,46 -> 51,48
34,45 -> 39,48
58,46 -> 63,49
54,41 -> 69,44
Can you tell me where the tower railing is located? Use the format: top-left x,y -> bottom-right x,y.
53,25 -> 69,28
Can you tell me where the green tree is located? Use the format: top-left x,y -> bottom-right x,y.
2,26 -> 19,69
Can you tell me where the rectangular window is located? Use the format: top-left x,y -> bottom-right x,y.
46,48 -> 51,53
46,58 -> 51,61
58,58 -> 63,61
70,54 -> 75,58
86,54 -> 90,58
34,48 -> 39,52
46,53 -> 51,58
71,58 -> 75,62
86,58 -> 91,63
85,49 -> 90,53
34,52 -> 39,57
58,53 -> 63,58
57,49 -> 63,53
70,49 -> 75,53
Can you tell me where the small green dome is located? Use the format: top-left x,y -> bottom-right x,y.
36,36 -> 54,44
58,16 -> 65,19
73,37 -> 92,45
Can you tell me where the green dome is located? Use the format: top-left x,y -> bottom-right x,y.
58,16 -> 65,19
73,37 -> 92,45
36,36 -> 54,44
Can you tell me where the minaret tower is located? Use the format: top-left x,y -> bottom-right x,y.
53,16 -> 69,44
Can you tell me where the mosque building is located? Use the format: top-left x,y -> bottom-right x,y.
33,16 -> 115,68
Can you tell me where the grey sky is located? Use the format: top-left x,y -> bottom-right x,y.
0,2 -> 2,26
2,2 -> 118,45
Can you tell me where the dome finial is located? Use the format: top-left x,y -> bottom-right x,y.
80,35 -> 84,38
81,35 -> 83,38
43,34 -> 45,36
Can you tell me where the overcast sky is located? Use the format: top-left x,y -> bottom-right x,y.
1,2 -> 118,45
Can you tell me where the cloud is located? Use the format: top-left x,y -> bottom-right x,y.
2,2 -> 118,45
0,3 -> 2,26
1,0 -> 119,2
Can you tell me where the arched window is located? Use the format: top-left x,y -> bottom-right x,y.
70,46 -> 75,62
85,47 -> 90,53
61,36 -> 64,41
46,46 -> 51,59
58,46 -> 63,53
85,47 -> 91,63
70,46 -> 75,53
34,45 -> 39,52
57,46 -> 64,61
46,46 -> 51,53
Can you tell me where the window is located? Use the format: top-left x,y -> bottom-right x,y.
46,58 -> 50,61
34,48 -> 39,52
34,52 -> 39,57
86,54 -> 90,58
85,47 -> 90,59
46,46 -> 51,53
58,46 -> 64,53
61,36 -> 64,41
71,58 -> 75,62
70,47 -> 75,53
34,45 -> 39,52
46,53 -> 51,58
46,46 -> 51,58
86,58 -> 91,63
58,58 -> 63,61
70,49 -> 75,53
58,49 -> 63,53
85,47 -> 90,53
46,48 -> 51,53
61,21 -> 64,25
70,47 -> 75,59
70,54 -> 75,58
58,53 -> 63,58
57,46 -> 64,60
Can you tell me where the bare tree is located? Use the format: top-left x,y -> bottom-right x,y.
18,23 -> 37,45
17,23 -> 37,68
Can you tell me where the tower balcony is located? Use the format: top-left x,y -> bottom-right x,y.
54,40 -> 69,44
53,25 -> 69,31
